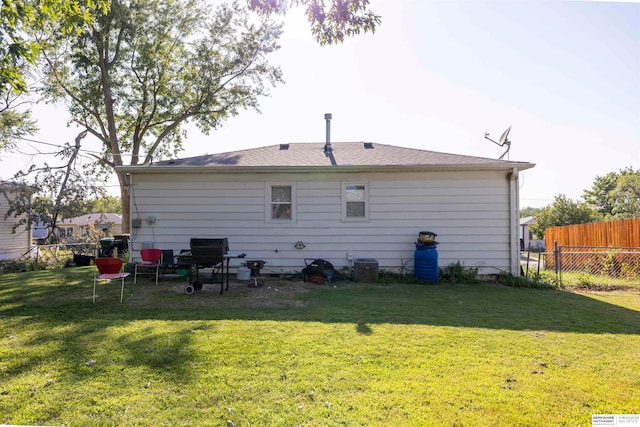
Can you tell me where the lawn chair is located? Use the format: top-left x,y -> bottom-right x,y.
161,249 -> 176,274
93,257 -> 129,303
134,248 -> 162,285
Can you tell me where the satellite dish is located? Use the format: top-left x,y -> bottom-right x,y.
484,125 -> 512,160
498,126 -> 511,146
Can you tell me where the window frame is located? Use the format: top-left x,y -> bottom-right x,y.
265,182 -> 296,223
341,181 -> 370,222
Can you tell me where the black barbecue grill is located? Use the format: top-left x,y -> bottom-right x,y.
184,238 -> 229,295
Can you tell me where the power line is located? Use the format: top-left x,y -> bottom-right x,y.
18,137 -> 67,149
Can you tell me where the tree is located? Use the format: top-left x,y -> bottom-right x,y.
35,0 -> 283,233
529,194 -> 598,239
89,195 -> 122,214
248,0 -> 381,45
520,206 -> 542,218
610,173 -> 640,219
7,131 -> 106,243
1,0 -> 109,93
1,0 -> 109,150
0,94 -> 38,151
583,167 -> 640,220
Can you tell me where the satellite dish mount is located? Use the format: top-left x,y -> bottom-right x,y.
484,125 -> 512,160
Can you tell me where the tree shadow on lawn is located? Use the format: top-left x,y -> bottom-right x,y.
2,272 -> 639,336
2,273 -> 639,391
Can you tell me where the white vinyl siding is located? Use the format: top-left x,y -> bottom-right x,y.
129,170 -> 512,274
0,189 -> 32,260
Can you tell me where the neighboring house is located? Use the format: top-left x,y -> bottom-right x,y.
56,213 -> 123,241
519,216 -> 544,252
520,216 -> 535,250
32,221 -> 49,244
0,181 -> 33,260
119,141 -> 534,276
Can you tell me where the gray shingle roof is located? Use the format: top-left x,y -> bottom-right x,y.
147,142 -> 533,170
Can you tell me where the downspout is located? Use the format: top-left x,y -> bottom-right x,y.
508,167 -> 520,275
129,173 -> 134,250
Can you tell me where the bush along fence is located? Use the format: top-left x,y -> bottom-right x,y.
0,243 -> 98,272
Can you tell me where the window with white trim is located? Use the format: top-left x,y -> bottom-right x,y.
267,184 -> 295,222
342,182 -> 369,221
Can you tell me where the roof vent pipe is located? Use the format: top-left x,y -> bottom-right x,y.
324,113 -> 337,165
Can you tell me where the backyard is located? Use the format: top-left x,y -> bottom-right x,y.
1,267 -> 639,426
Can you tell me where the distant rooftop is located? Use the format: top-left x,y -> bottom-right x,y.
58,213 -> 122,226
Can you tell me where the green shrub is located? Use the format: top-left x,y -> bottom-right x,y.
439,261 -> 479,284
576,273 -> 595,287
377,269 -> 421,284
496,272 -> 556,289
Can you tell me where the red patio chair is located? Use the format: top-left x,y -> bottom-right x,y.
134,248 -> 162,285
93,257 -> 129,303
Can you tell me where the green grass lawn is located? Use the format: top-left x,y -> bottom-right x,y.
1,267 -> 639,426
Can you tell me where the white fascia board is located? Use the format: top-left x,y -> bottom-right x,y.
117,162 -> 535,175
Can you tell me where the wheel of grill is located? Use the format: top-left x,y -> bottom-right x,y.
194,281 -> 203,291
184,284 -> 195,295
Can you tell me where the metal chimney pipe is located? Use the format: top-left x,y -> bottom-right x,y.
324,113 -> 332,148
323,113 -> 336,165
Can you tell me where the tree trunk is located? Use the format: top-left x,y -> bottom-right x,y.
98,39 -> 130,233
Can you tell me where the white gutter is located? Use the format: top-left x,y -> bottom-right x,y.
509,167 -> 520,276
118,163 -> 535,175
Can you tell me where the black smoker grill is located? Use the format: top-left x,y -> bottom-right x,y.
184,238 -> 228,295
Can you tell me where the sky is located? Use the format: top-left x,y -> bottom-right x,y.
2,1 -> 639,208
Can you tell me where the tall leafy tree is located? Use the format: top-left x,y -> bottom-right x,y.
520,206 -> 542,218
609,173 -> 640,219
249,0 -> 381,45
583,167 -> 640,220
2,0 -> 109,92
1,0 -> 109,150
89,195 -> 122,214
36,0 -> 283,232
0,93 -> 38,151
529,194 -> 598,239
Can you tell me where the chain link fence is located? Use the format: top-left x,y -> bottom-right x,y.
0,243 -> 98,272
522,245 -> 640,289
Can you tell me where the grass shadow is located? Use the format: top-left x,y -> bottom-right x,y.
1,268 -> 639,337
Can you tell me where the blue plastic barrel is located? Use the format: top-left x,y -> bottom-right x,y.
414,244 -> 438,282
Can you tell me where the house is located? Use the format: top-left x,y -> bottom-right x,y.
56,213 -> 123,241
32,221 -> 49,244
520,216 -> 535,250
519,216 -> 544,252
0,181 -> 34,260
119,141 -> 534,276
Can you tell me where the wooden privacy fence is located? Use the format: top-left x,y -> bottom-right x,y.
545,218 -> 640,275
545,218 -> 640,251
